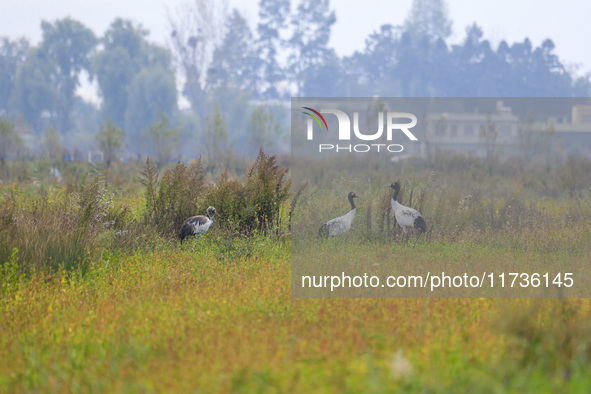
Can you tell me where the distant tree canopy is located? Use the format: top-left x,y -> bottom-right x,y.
94,19 -> 149,128
404,0 -> 452,41
0,0 -> 589,160
0,37 -> 28,116
0,118 -> 22,166
207,9 -> 258,93
165,0 -> 590,102
94,18 -> 177,139
256,0 -> 290,98
95,120 -> 125,168
40,18 -> 97,133
0,17 -> 177,139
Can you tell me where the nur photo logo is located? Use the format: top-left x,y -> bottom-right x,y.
302,106 -> 419,153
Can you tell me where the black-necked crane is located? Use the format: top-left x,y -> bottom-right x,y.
318,192 -> 359,239
387,182 -> 426,246
179,206 -> 219,245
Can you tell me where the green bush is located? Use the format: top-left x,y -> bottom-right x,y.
203,150 -> 290,236
140,150 -> 290,239
141,158 -> 206,236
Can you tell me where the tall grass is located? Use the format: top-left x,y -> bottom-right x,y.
0,150 -> 291,274
0,175 -> 132,273
292,155 -> 591,246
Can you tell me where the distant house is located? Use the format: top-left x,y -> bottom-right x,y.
423,101 -> 591,160
549,105 -> 591,157
424,101 -> 520,159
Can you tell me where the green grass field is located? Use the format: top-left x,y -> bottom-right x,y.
2,236 -> 591,392
2,155 -> 591,392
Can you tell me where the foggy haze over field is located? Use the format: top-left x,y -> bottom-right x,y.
3,0 -> 591,73
0,0 -> 590,166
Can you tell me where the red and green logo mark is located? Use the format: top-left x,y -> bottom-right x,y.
302,107 -> 328,131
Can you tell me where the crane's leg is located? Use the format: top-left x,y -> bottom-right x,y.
401,226 -> 409,244
318,223 -> 329,240
412,231 -> 423,247
192,234 -> 201,251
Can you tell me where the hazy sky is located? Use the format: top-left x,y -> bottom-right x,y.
2,0 -> 590,96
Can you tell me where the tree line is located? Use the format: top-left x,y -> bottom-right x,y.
0,0 -> 589,162
0,18 -> 177,138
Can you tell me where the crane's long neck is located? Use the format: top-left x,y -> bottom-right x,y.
392,188 -> 400,203
391,189 -> 403,212
349,195 -> 356,210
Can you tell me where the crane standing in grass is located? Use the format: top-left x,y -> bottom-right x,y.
388,181 -> 426,246
179,206 -> 219,245
318,192 -> 359,239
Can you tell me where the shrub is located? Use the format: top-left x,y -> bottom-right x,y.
141,150 -> 290,239
141,158 -> 206,236
244,150 -> 290,234
203,151 -> 290,235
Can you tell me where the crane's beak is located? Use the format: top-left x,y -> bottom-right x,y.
215,211 -> 220,217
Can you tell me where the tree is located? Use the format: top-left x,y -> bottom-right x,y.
144,112 -> 180,167
103,18 -> 146,58
572,74 -> 591,97
256,0 -> 290,98
12,47 -> 57,132
40,18 -> 97,133
345,25 -> 401,89
0,37 -> 29,116
94,18 -> 177,144
167,0 -> 227,115
395,31 -> 419,96
288,0 -> 336,95
0,118 -> 22,167
300,51 -> 347,96
248,106 -> 283,154
95,120 -> 125,167
449,24 -> 495,96
530,39 -> 571,96
124,64 -> 178,142
403,0 -> 452,41
207,9 -> 258,92
429,36 -> 452,95
42,127 -> 62,162
94,46 -> 134,126
94,19 -> 148,127
201,102 -> 230,166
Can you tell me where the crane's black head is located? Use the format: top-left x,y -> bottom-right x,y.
347,191 -> 359,209
388,181 -> 401,191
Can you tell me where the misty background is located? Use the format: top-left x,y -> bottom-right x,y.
1,0 -> 590,168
